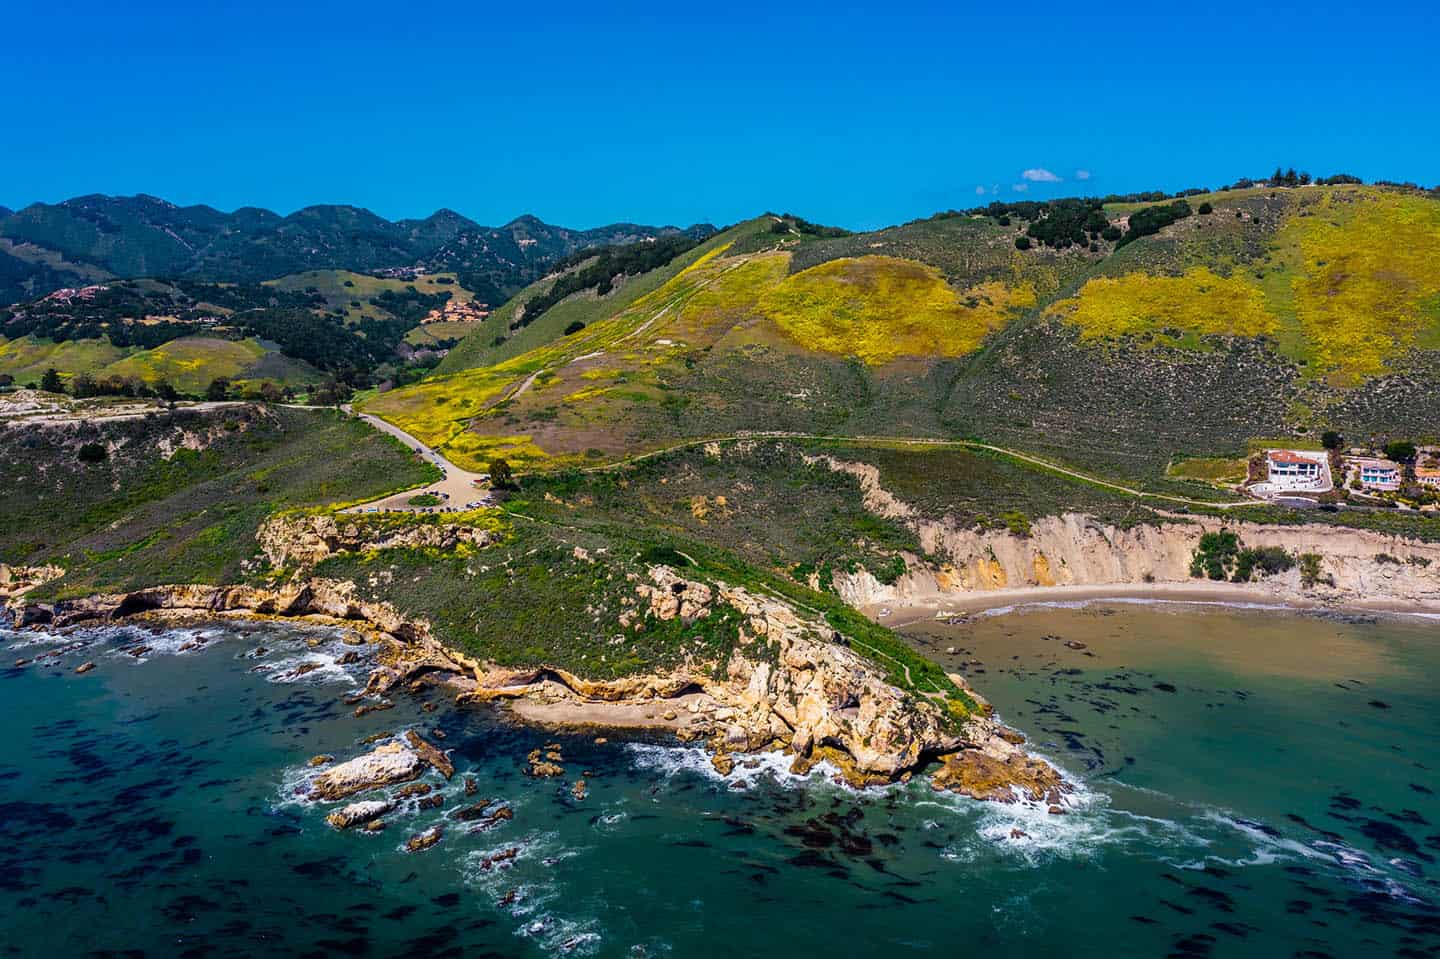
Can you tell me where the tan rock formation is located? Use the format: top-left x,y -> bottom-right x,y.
257,514 -> 493,572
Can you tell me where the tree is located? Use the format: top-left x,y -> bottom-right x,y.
1321,430 -> 1343,450
1014,236 -> 1032,250
1197,202 -> 1213,215
206,377 -> 231,401
488,457 -> 517,491
155,379 -> 179,402
563,321 -> 586,335
41,368 -> 63,393
1384,440 -> 1417,463
77,441 -> 108,464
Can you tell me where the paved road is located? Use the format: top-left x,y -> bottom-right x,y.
340,406 -> 492,514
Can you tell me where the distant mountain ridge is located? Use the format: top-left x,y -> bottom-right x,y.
0,193 -> 715,305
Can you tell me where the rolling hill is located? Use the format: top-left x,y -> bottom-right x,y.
363,181 -> 1440,485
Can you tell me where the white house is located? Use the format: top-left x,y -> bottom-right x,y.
1264,449 -> 1331,492
1349,456 -> 1402,491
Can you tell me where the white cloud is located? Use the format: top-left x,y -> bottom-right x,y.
975,185 -> 987,195
1075,169 -> 1092,181
1012,183 -> 1029,193
1021,168 -> 1062,183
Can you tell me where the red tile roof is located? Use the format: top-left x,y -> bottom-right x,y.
1268,450 -> 1322,465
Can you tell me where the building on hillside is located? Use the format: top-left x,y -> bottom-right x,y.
1263,449 -> 1331,492
1348,456 -> 1402,492
1416,467 -> 1440,490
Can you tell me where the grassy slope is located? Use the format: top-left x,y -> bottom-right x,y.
3,406 -> 437,594
0,334 -> 322,392
265,268 -> 478,325
437,229 -> 748,375
359,185 -> 1440,497
0,335 -> 131,383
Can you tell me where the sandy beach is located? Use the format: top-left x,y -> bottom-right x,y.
862,580 -> 1440,629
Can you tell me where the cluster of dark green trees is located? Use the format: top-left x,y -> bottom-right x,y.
517,234 -> 703,329
1190,530 -> 1295,582
768,213 -> 849,238
1115,199 -> 1193,247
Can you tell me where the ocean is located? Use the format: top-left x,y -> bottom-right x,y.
2,602 -> 1436,957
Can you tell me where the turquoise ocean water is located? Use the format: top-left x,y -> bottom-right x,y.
1,602 -> 1436,957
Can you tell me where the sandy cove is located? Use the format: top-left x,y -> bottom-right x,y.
862,579 -> 1440,629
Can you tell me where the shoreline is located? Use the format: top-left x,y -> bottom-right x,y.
864,580 -> 1440,629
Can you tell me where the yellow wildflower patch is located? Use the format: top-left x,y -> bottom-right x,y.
1284,191 -> 1440,382
758,256 -> 1031,365
1049,268 -> 1277,342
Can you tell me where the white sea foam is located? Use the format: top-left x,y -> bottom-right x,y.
262,649 -> 359,687
624,742 -> 888,794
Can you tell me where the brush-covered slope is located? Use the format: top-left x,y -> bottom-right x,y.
366,183 -> 1440,486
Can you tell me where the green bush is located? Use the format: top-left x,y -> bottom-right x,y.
77,442 -> 108,464
1190,529 -> 1240,579
1231,545 -> 1294,582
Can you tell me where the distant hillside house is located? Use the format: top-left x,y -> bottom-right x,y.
1265,449 -> 1330,491
1349,456 -> 1401,491
1416,467 -> 1440,489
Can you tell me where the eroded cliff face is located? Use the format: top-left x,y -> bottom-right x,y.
806,450 -> 1440,609
832,512 -> 1440,608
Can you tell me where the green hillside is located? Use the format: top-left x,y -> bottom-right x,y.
364,183 -> 1440,485
0,333 -> 322,394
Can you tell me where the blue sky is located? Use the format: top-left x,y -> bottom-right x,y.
6,0 -> 1437,230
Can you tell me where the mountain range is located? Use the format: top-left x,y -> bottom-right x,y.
0,193 -> 714,306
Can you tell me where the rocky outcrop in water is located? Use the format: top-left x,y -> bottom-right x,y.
5,567 -> 1053,794
325,799 -> 394,830
310,742 -> 424,800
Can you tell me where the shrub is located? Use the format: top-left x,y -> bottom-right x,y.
1198,202 -> 1213,215
1299,552 -> 1333,588
1190,530 -> 1241,580
639,544 -> 691,568
77,442 -> 108,464
407,493 -> 442,507
1321,430 -> 1342,450
41,368 -> 63,393
1014,236 -> 1032,250
1231,546 -> 1294,582
1001,510 -> 1032,536
563,321 -> 586,335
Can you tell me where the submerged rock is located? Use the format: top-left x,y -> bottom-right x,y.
310,742 -> 424,800
326,800 -> 394,830
525,748 -> 564,778
74,662 -> 96,674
